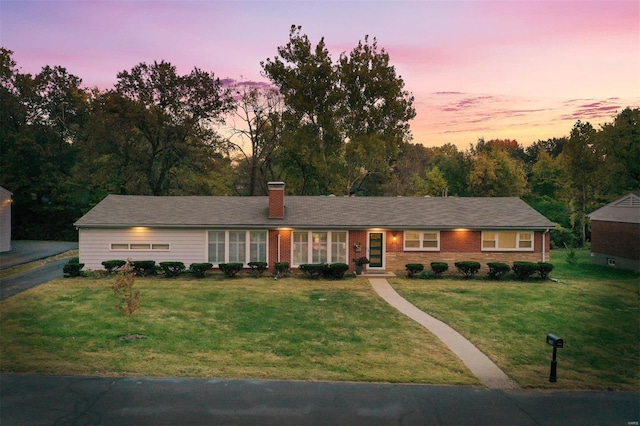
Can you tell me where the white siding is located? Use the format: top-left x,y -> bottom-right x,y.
79,228 -> 206,270
0,187 -> 12,253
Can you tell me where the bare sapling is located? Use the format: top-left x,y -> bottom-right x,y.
112,259 -> 141,338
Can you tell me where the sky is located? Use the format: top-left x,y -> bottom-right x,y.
1,0 -> 638,149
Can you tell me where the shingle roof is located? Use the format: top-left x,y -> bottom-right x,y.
74,194 -> 555,230
587,193 -> 640,224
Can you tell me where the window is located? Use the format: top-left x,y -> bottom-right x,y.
207,230 -> 267,265
331,232 -> 347,263
110,243 -> 170,251
292,231 -> 348,266
482,231 -> 534,251
208,231 -> 225,264
403,231 -> 440,251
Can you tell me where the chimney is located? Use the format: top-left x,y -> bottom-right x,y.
268,182 -> 285,219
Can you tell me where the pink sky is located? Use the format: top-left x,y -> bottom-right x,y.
1,0 -> 638,149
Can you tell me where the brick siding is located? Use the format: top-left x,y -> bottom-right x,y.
591,220 -> 640,261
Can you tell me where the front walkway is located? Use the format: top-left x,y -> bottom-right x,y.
369,278 -> 520,390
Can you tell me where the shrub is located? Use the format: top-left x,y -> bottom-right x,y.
405,263 -> 425,278
159,261 -> 186,278
327,263 -> 349,279
299,263 -> 327,278
68,257 -> 80,264
538,262 -> 555,279
454,261 -> 481,278
63,259 -> 84,277
430,262 -> 449,278
274,262 -> 290,277
248,261 -> 268,277
132,260 -> 156,277
418,270 -> 435,279
487,262 -> 510,280
102,260 -> 126,274
189,263 -> 212,278
512,261 -> 539,280
218,263 -> 244,278
111,260 -> 140,334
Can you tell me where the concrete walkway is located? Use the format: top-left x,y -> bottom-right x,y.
369,278 -> 520,390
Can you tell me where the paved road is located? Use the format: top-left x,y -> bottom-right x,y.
1,375 -> 637,426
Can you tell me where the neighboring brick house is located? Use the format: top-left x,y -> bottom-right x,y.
74,182 -> 555,273
587,192 -> 640,272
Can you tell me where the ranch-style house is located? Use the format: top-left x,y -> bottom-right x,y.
74,182 -> 555,273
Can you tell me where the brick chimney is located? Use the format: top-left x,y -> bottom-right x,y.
268,182 -> 285,219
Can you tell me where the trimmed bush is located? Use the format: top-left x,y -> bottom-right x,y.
189,263 -> 212,278
487,262 -> 510,280
68,257 -> 80,264
430,262 -> 449,278
248,261 -> 268,277
405,263 -> 425,278
159,261 -> 186,278
299,263 -> 326,278
63,260 -> 84,277
512,261 -> 539,280
327,263 -> 349,279
418,270 -> 435,279
132,260 -> 156,277
454,261 -> 481,278
538,262 -> 555,279
218,263 -> 244,278
274,262 -> 290,275
102,260 -> 126,273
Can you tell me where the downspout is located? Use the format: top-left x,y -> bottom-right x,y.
277,232 -> 281,263
542,229 -> 549,262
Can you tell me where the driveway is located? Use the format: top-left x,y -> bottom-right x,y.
0,240 -> 78,300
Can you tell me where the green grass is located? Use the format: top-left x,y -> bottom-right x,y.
0,276 -> 476,385
390,249 -> 639,390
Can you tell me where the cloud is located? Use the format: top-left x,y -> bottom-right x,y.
561,99 -> 625,122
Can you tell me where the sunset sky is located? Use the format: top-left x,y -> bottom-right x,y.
2,0 -> 638,149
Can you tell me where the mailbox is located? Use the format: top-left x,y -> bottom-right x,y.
546,334 -> 564,348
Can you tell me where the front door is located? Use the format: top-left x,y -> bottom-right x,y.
368,232 -> 384,269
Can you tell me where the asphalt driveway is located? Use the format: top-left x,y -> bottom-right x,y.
0,240 -> 78,300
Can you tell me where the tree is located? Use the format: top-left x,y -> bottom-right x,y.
262,25 -> 343,194
337,36 -> 416,195
226,82 -> 284,195
468,149 -> 528,197
596,107 -> 639,195
0,49 -> 89,239
412,166 -> 449,197
77,61 -> 235,196
559,120 -> 601,246
262,26 -> 415,195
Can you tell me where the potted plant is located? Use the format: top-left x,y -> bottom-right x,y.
353,256 -> 369,275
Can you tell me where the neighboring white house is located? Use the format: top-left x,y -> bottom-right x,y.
0,186 -> 12,252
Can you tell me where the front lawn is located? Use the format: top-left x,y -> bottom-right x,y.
390,249 -> 639,390
0,276 -> 476,385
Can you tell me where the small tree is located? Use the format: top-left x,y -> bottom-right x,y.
112,260 -> 141,335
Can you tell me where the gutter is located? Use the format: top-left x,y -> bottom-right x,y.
542,229 -> 550,262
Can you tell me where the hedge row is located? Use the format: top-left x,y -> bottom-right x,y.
405,261 -> 555,280
67,260 -> 292,279
299,263 -> 350,279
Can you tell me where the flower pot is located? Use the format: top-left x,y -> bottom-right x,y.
355,264 -> 363,275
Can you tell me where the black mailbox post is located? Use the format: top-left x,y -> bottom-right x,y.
546,333 -> 564,382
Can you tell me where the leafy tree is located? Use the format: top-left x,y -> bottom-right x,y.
468,149 -> 527,196
412,166 -> 449,197
430,143 -> 470,196
558,120 -> 601,246
596,107 -> 639,195
262,26 -> 343,194
262,26 -> 415,195
338,35 -> 415,195
529,148 -> 564,198
75,61 -> 235,196
0,49 -> 88,239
